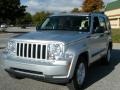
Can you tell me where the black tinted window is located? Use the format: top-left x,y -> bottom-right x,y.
99,16 -> 107,30
40,16 -> 90,32
93,17 -> 100,30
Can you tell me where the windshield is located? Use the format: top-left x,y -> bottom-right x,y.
39,16 -> 90,32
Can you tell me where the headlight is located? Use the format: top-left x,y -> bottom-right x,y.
7,40 -> 16,53
47,43 -> 64,60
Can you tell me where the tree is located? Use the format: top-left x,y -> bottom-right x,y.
0,0 -> 26,24
32,11 -> 50,25
71,8 -> 80,13
18,12 -> 32,25
23,13 -> 32,25
82,0 -> 104,12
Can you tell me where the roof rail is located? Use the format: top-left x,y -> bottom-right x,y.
91,11 -> 105,14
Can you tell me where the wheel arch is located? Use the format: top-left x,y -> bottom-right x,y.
70,51 -> 89,80
77,51 -> 89,66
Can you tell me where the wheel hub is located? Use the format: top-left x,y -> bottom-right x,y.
77,63 -> 85,85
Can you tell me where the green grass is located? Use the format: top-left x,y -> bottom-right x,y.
112,29 -> 120,43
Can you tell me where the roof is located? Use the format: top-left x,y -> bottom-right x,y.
105,0 -> 120,11
51,12 -> 105,17
51,13 -> 90,17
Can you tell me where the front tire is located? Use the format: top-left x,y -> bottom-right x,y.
67,57 -> 88,90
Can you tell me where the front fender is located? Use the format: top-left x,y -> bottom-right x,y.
65,43 -> 89,79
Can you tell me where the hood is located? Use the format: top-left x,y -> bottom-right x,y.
14,31 -> 89,44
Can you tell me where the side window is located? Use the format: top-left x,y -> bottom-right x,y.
99,16 -> 107,31
93,16 -> 100,31
106,17 -> 111,30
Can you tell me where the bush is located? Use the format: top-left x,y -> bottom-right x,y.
112,29 -> 120,43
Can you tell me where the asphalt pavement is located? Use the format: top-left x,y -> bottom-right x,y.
0,29 -> 120,90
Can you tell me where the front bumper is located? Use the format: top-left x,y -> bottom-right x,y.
5,68 -> 69,83
0,54 -> 71,83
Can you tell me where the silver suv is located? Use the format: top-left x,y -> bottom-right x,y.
1,13 -> 112,90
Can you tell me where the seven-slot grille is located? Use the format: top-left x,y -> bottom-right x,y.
16,43 -> 47,60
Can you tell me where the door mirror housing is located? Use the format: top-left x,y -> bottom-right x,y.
94,26 -> 104,33
36,24 -> 41,31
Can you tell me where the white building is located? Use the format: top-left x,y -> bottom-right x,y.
105,0 -> 120,29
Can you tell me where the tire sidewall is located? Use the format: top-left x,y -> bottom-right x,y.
73,57 -> 88,90
107,48 -> 111,63
104,47 -> 111,64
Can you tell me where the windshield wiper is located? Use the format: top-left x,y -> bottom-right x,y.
37,28 -> 88,32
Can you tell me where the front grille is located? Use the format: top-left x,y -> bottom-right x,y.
16,43 -> 47,60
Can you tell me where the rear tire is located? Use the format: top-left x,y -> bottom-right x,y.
102,48 -> 111,65
67,56 -> 88,90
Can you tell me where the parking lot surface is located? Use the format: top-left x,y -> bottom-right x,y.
0,29 -> 120,90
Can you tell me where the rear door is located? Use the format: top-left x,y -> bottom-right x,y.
98,15 -> 109,53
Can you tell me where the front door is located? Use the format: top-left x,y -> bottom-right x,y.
89,15 -> 107,63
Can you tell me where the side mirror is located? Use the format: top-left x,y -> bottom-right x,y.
94,27 -> 104,33
36,24 -> 41,31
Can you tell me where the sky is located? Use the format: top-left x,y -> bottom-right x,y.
20,0 -> 116,14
